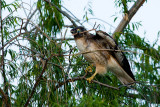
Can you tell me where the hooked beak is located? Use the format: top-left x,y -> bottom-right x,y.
70,29 -> 75,36
70,29 -> 73,33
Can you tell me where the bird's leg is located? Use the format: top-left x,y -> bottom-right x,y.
86,65 -> 106,83
87,71 -> 97,83
85,64 -> 93,73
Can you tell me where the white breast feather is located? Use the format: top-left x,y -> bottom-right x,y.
75,38 -> 87,52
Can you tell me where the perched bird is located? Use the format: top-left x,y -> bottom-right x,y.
70,26 -> 135,85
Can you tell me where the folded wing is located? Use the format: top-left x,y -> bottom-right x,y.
96,31 -> 135,83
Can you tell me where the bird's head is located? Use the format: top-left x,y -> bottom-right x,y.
70,26 -> 87,38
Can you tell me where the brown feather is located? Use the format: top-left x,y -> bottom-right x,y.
71,26 -> 135,84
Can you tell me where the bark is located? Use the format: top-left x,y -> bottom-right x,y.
112,0 -> 146,38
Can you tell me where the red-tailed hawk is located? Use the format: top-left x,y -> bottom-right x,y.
71,26 -> 135,85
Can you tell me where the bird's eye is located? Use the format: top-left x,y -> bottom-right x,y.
77,29 -> 80,33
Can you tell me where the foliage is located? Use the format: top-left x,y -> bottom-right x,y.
0,0 -> 160,106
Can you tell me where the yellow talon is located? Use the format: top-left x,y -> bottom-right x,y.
85,64 -> 93,73
87,77 -> 94,83
86,71 -> 97,83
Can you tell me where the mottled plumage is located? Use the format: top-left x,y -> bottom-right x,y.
71,26 -> 135,84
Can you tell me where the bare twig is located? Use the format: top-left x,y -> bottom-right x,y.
23,8 -> 38,29
91,79 -> 119,90
52,37 -> 74,41
112,0 -> 145,38
63,25 -> 75,28
82,18 -> 115,28
93,22 -> 96,29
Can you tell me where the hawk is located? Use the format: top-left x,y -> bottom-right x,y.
70,26 -> 135,85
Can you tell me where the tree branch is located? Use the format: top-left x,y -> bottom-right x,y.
52,37 -> 74,41
24,59 -> 48,107
112,0 -> 146,38
0,19 -> 25,51
0,88 -> 10,107
23,8 -> 38,29
43,0 -> 78,27
54,73 -> 119,91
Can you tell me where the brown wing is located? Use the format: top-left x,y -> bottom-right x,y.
95,31 -> 135,81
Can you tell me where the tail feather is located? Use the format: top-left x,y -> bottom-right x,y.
117,76 -> 135,85
108,56 -> 135,85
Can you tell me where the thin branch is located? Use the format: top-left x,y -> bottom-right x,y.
51,47 -> 158,62
112,0 -> 146,38
52,37 -> 74,41
0,33 -> 20,51
0,15 -> 55,51
0,20 -> 24,51
51,28 -> 95,42
66,48 -> 73,75
23,8 -> 38,29
61,5 -> 80,22
51,48 -> 141,57
54,73 -> 119,91
54,73 -> 87,91
0,88 -> 10,107
82,18 -> 115,29
91,79 -> 119,90
43,0 -> 78,27
24,59 -> 48,107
